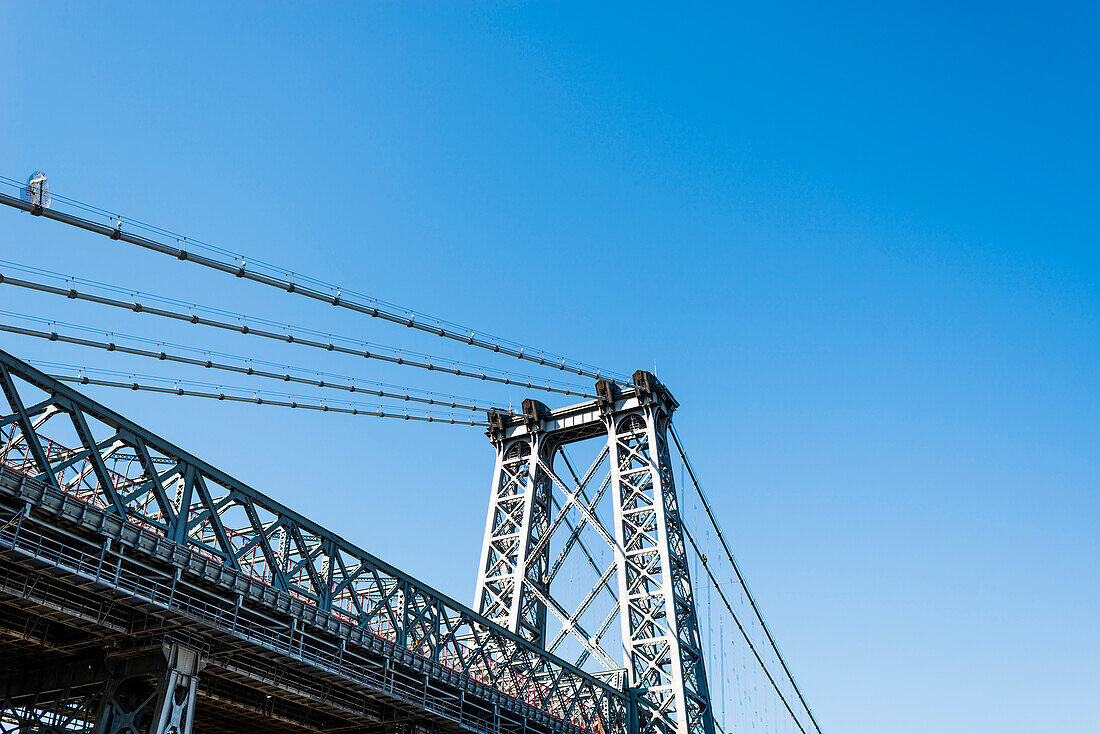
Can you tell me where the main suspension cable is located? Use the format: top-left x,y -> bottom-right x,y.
670,423 -> 823,734
0,179 -> 630,385
0,312 -> 511,415
0,263 -> 595,398
37,361 -> 487,426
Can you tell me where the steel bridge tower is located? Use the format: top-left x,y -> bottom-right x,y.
474,371 -> 715,734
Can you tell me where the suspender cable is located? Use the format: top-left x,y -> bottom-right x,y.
38,362 -> 488,426
0,315 -> 511,415
0,183 -> 630,385
678,502 -> 808,734
0,266 -> 595,398
670,423 -> 823,734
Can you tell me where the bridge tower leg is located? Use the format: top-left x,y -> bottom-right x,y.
598,372 -> 714,734
473,399 -> 556,647
94,642 -> 205,734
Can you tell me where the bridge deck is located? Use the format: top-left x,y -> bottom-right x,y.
0,349 -> 628,734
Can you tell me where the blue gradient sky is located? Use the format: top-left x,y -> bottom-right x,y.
2,3 -> 1097,733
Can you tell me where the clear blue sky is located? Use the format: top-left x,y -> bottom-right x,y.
2,3 -> 1097,733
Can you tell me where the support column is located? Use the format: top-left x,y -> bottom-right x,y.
473,399 -> 556,646
94,641 -> 205,734
599,372 -> 714,734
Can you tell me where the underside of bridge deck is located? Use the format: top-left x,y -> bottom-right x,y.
0,558 -> 450,734
0,502 -> 553,734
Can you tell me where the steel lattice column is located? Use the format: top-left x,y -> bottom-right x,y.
599,373 -> 714,734
474,399 -> 556,646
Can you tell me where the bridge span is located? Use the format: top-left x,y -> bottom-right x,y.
0,349 -> 628,734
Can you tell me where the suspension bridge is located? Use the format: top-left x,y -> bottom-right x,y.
0,173 -> 822,734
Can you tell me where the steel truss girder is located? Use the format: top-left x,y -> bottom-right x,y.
0,349 -> 625,734
479,373 -> 715,734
